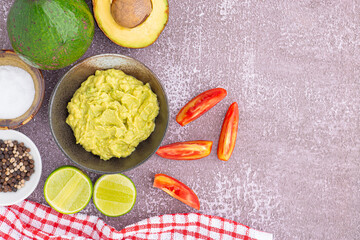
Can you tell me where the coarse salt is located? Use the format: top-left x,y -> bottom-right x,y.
0,65 -> 35,119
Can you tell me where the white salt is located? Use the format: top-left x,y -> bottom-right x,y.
0,66 -> 35,119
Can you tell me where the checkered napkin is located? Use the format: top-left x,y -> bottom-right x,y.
0,200 -> 273,240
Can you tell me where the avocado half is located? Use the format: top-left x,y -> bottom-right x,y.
93,0 -> 168,48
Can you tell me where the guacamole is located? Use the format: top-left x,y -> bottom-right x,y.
66,69 -> 159,160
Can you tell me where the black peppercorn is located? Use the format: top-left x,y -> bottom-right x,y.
0,140 -> 35,193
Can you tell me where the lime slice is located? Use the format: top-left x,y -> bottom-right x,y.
93,174 -> 136,217
44,166 -> 92,214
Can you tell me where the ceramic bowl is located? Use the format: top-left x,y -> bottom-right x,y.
0,130 -> 42,206
0,50 -> 45,130
49,54 -> 169,173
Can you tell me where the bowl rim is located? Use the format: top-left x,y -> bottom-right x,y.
0,130 -> 42,206
48,53 -> 169,174
0,49 -> 45,130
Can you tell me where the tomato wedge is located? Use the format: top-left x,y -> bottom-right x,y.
156,140 -> 213,160
153,173 -> 200,210
176,88 -> 227,126
217,102 -> 239,161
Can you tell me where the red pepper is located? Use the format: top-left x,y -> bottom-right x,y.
217,102 -> 239,161
153,173 -> 200,210
176,88 -> 227,126
156,140 -> 213,160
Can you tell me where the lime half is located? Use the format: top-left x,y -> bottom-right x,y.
44,166 -> 92,214
93,174 -> 136,217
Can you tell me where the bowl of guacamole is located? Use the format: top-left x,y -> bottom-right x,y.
49,54 -> 168,173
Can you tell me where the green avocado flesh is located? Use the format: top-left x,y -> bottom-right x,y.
66,69 -> 160,160
7,0 -> 94,70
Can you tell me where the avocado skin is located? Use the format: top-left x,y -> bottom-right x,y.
7,0 -> 94,70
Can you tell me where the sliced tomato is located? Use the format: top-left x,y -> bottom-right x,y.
176,88 -> 227,126
153,173 -> 200,210
217,102 -> 239,161
156,140 -> 213,160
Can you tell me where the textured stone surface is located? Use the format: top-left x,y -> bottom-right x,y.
1,0 -> 360,239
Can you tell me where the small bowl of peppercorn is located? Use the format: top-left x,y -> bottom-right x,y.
0,130 -> 42,206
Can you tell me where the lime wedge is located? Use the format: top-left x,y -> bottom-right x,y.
93,174 -> 136,217
44,166 -> 92,214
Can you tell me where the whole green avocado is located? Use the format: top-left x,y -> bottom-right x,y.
7,0 -> 94,70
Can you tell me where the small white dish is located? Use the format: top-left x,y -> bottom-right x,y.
0,130 -> 42,206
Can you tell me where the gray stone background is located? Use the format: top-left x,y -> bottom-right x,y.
1,0 -> 359,239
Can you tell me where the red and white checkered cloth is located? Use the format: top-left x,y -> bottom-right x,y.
0,200 -> 273,240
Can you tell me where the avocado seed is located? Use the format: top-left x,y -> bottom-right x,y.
111,0 -> 152,28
